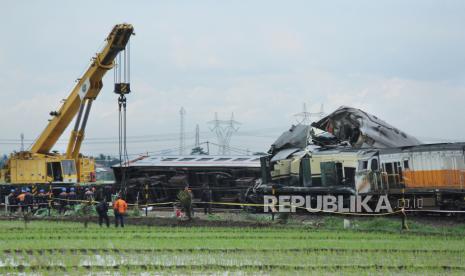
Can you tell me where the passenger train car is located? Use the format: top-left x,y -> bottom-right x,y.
113,155 -> 262,204
357,143 -> 465,209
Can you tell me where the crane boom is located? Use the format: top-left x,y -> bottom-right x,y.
0,23 -> 134,186
30,23 -> 134,155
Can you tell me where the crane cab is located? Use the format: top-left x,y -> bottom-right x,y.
47,159 -> 77,183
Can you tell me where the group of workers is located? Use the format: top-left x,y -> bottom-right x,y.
93,195 -> 127,227
7,187 -> 46,213
6,187 -> 96,213
7,187 -> 35,213
57,187 -> 95,213
6,187 -> 128,227
5,184 -> 216,226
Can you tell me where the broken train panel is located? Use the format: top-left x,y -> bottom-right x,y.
311,106 -> 421,148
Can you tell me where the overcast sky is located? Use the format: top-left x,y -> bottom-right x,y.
1,1 -> 465,156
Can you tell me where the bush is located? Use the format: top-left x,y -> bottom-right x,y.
129,207 -> 141,217
277,213 -> 290,224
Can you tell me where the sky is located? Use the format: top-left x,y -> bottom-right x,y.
1,0 -> 465,156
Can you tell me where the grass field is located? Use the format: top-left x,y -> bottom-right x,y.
0,219 -> 464,275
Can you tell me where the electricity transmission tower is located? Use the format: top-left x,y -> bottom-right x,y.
294,103 -> 325,125
208,113 -> 240,155
179,107 -> 186,155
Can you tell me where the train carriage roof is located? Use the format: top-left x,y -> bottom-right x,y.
113,155 -> 262,168
378,142 -> 465,154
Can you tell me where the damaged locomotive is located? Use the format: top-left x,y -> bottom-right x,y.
245,106 -> 465,212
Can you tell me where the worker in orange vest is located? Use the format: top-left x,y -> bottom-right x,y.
17,189 -> 26,212
113,195 -> 128,227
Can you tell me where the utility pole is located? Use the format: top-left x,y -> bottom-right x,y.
179,107 -> 186,155
208,112 -> 240,155
20,133 -> 24,152
195,124 -> 200,148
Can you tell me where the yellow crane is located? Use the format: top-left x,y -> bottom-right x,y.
0,23 -> 134,187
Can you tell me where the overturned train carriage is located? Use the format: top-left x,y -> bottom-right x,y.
248,143 -> 465,211
112,155 -> 262,204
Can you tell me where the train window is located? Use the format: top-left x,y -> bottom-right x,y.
393,163 -> 399,174
321,162 -> 342,186
370,159 -> 379,171
398,165 -> 403,182
403,160 -> 409,169
197,158 -> 213,161
162,158 -> 178,161
385,163 -> 393,174
179,158 -> 196,161
233,158 -> 249,161
216,158 -> 232,161
336,163 -> 343,185
359,161 -> 368,170
344,167 -> 356,187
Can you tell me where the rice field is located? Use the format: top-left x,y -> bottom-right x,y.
0,220 -> 464,275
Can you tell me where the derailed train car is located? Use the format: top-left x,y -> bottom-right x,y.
113,155 -> 261,204
247,143 -> 465,211
246,106 -> 465,211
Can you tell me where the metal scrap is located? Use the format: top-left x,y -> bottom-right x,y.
311,106 -> 421,148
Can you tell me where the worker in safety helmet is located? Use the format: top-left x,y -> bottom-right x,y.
58,187 -> 68,214
36,189 -> 48,209
113,195 -> 128,227
68,187 -> 77,206
17,189 -> 26,212
84,187 -> 94,202
24,188 -> 33,212
7,189 -> 17,213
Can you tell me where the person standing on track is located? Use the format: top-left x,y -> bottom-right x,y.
113,195 -> 127,227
